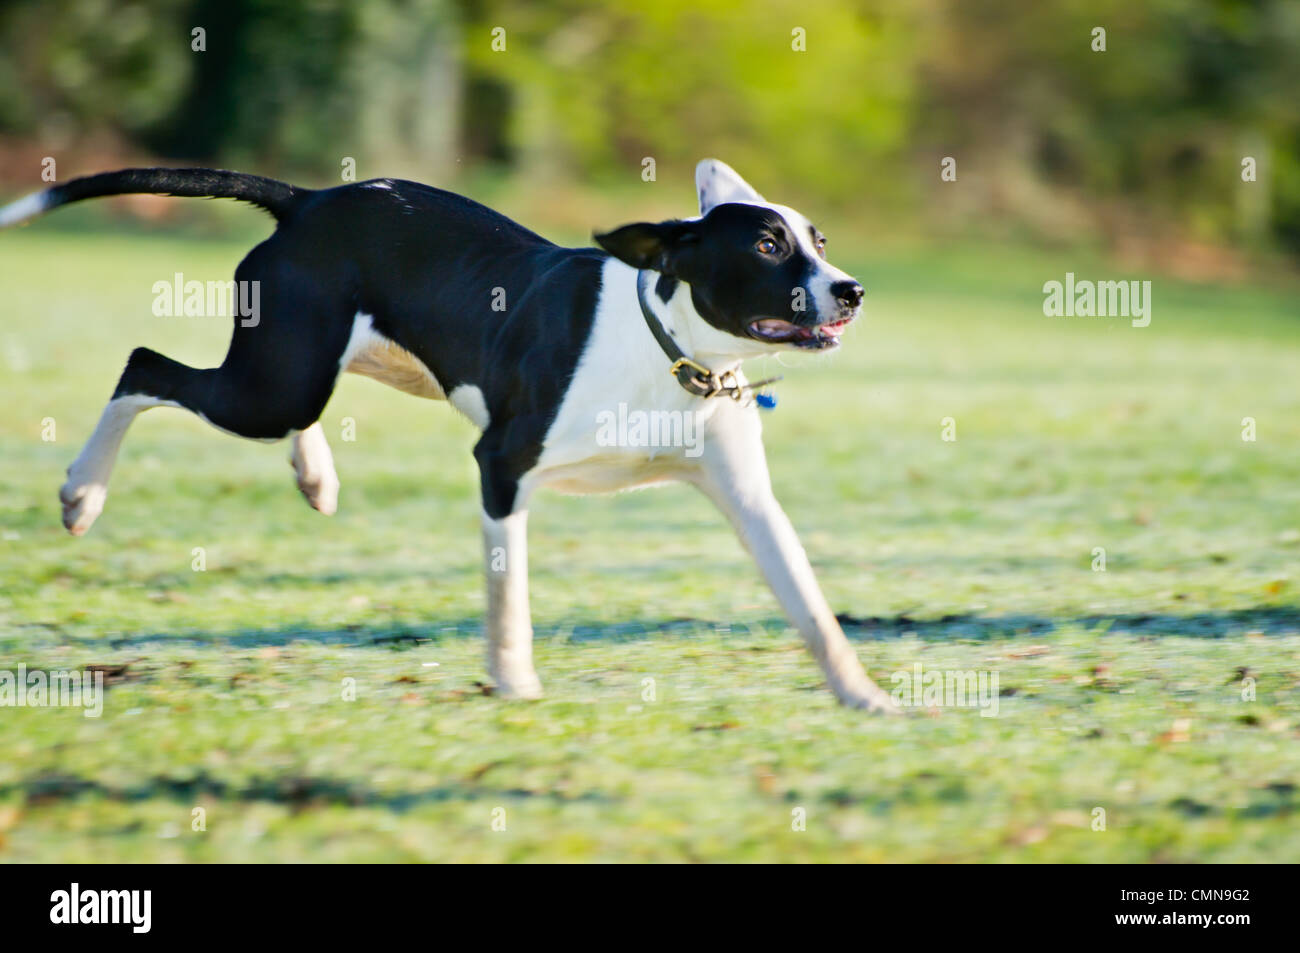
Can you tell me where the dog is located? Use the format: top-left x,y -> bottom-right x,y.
0,159 -> 896,712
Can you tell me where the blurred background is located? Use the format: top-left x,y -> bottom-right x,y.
1,0 -> 1298,276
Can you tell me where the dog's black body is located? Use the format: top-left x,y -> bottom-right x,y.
67,172 -> 602,516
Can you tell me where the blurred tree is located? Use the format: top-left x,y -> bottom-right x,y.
0,0 -> 194,141
0,0 -> 1296,255
0,0 -> 459,181
456,0 -> 919,203
915,0 -> 1300,249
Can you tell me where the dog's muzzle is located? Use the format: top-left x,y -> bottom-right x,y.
747,280 -> 863,349
747,314 -> 856,350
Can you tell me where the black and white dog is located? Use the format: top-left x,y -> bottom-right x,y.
0,159 -> 896,711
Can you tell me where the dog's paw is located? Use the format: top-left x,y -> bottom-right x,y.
296,470 -> 339,515
290,425 -> 339,516
59,477 -> 107,536
493,670 -> 544,700
836,684 -> 903,715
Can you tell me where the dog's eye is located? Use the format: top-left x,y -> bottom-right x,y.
756,238 -> 777,255
816,237 -> 827,258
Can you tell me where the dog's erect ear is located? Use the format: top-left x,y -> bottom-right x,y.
696,158 -> 764,214
593,220 -> 695,273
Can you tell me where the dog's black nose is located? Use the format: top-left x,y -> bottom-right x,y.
832,281 -> 864,309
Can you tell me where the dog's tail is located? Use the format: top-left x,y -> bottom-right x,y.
0,167 -> 308,228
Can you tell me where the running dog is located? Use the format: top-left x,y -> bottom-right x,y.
0,159 -> 896,711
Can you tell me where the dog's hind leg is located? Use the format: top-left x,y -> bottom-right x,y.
290,422 -> 339,515
59,243 -> 357,534
60,346 -> 233,535
61,320 -> 347,534
60,389 -> 179,535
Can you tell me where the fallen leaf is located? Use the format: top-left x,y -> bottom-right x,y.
84,661 -> 140,684
691,721 -> 739,732
1007,645 -> 1050,659
1157,718 -> 1193,744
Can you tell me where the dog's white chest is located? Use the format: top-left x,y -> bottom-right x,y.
532,261 -> 732,493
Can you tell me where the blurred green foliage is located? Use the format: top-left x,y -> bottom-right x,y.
0,0 -> 1297,253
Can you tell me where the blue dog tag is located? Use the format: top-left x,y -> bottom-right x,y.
756,392 -> 777,410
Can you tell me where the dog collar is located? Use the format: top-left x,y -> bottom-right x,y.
635,269 -> 781,401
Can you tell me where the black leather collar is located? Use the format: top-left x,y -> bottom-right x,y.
635,269 -> 780,401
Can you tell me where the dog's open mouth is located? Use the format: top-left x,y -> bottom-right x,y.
748,316 -> 854,350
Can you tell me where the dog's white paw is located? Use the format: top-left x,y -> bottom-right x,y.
493,669 -> 544,700
59,475 -> 107,536
835,682 -> 902,715
295,469 -> 339,515
290,427 -> 340,515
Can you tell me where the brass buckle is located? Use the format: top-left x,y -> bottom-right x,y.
670,356 -> 712,380
716,369 -> 744,401
670,356 -> 720,396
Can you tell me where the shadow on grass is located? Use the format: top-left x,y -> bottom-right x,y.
9,769 -> 1294,819
4,770 -> 616,812
834,605 -> 1300,641
10,604 -> 1298,650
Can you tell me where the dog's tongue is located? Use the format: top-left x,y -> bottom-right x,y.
751,318 -> 851,343
751,318 -> 812,341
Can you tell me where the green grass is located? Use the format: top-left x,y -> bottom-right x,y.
1,218 -> 1298,862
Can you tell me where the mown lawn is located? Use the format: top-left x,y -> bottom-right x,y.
1,214 -> 1298,861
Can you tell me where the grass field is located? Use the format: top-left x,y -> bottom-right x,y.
1,211 -> 1298,862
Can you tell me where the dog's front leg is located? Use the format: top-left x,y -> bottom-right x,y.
476,429 -> 543,698
480,507 -> 543,699
691,404 -> 897,712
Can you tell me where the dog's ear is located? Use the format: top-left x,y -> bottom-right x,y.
696,158 -> 764,214
593,220 -> 695,273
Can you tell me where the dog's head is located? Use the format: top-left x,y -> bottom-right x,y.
593,159 -> 863,351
